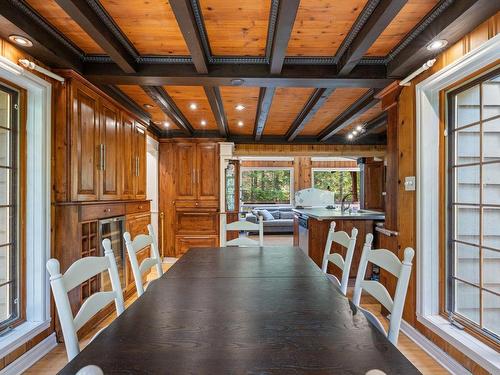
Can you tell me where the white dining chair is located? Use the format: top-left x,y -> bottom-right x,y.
46,242 -> 125,361
352,233 -> 415,345
123,224 -> 163,297
321,221 -> 358,295
220,213 -> 264,247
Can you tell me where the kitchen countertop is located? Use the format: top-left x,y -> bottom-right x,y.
292,207 -> 385,221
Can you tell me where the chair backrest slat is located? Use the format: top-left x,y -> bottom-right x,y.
123,224 -> 163,297
352,233 -> 414,345
221,213 -> 264,247
46,242 -> 124,361
321,221 -> 358,295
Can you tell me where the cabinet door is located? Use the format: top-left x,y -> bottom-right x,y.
175,209 -> 218,235
175,143 -> 197,200
134,125 -> 147,199
196,143 -> 218,201
175,236 -> 218,257
125,214 -> 151,287
71,81 -> 100,201
363,160 -> 385,211
121,114 -> 135,199
99,99 -> 121,200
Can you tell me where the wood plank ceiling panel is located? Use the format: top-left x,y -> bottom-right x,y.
264,87 -> 315,135
286,0 -> 368,56
99,0 -> 189,55
299,88 -> 370,135
336,101 -> 384,135
25,0 -> 104,54
163,86 -> 217,130
199,0 -> 271,56
117,85 -> 179,130
366,0 -> 440,56
220,87 -> 260,136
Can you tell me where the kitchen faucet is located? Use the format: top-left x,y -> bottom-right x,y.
340,193 -> 352,213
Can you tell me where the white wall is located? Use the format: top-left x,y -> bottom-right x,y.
146,136 -> 159,249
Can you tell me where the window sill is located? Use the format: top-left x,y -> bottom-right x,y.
417,314 -> 499,373
0,320 -> 51,358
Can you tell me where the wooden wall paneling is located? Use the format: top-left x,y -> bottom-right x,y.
70,80 -> 100,201
264,87 -> 315,136
199,0 -> 271,56
163,86 -> 217,130
99,97 -> 121,199
99,0 -> 189,55
286,0 -> 368,56
366,0 -> 439,56
220,86 -> 260,136
299,88 -> 370,135
234,143 -> 387,157
25,0 -> 105,54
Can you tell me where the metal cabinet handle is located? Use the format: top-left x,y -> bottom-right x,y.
98,144 -> 105,171
102,144 -> 106,171
135,156 -> 139,177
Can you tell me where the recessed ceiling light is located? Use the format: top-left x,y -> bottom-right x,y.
356,125 -> 363,131
143,103 -> 154,109
426,39 -> 448,51
190,103 -> 197,110
8,35 -> 33,47
235,104 -> 245,111
352,130 -> 358,136
201,120 -> 207,126
347,134 -> 354,140
237,120 -> 244,127
164,121 -> 170,128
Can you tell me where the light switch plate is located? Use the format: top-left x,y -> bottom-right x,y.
404,176 -> 416,191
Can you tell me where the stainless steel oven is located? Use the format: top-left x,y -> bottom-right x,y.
99,216 -> 126,290
298,215 -> 309,255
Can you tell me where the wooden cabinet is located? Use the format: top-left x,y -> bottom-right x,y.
134,126 -> 147,199
121,113 -> 136,199
125,211 -> 151,286
160,140 -> 220,257
361,158 -> 385,211
99,98 -> 121,200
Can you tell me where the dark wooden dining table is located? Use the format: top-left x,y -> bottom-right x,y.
59,247 -> 420,374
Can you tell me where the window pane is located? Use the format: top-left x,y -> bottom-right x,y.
454,165 -> 480,204
0,284 -> 11,322
0,91 -> 10,129
483,248 -> 500,294
482,290 -> 500,338
482,75 -> 500,120
455,280 -> 480,324
313,170 -> 360,204
454,205 -> 480,245
483,117 -> 500,163
482,162 -> 500,205
0,128 -> 10,166
455,124 -> 480,165
0,207 -> 10,245
483,207 -> 500,250
454,243 -> 480,285
0,168 -> 10,206
456,85 -> 480,127
241,170 -> 291,204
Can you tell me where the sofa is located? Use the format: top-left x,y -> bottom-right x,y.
245,207 -> 294,233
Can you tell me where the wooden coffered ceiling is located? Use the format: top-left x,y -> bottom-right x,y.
1,0 -> 498,143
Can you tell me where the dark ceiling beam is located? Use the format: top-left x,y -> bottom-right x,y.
319,89 -> 380,141
285,88 -> 335,141
169,0 -> 208,74
356,112 -> 387,140
269,0 -> 301,74
98,85 -> 151,124
388,0 -> 500,77
338,0 -> 408,75
204,86 -> 229,137
0,4 -> 82,70
229,134 -> 386,146
253,88 -> 276,141
84,63 -> 391,88
141,86 -> 194,135
54,0 -> 136,73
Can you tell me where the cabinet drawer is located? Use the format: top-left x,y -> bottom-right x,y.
175,235 -> 218,257
125,201 -> 150,215
175,210 -> 218,234
80,203 -> 125,221
175,200 -> 219,208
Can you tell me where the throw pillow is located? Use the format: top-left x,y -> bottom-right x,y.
280,211 -> 294,220
258,209 -> 275,221
269,211 -> 281,219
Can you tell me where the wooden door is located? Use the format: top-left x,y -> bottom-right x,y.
70,81 -> 100,201
196,143 -> 218,201
99,98 -> 121,200
134,124 -> 147,199
174,143 -> 197,200
121,114 -> 135,199
363,159 -> 385,211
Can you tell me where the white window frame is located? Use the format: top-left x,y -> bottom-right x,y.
240,166 -> 294,206
416,34 -> 500,373
0,63 -> 53,357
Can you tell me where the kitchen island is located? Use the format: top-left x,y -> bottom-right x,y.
293,208 -> 385,279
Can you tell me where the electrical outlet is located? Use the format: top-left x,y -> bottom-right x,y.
404,176 -> 416,191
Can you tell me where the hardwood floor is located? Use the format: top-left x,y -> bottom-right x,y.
248,233 -> 294,246
26,264 -> 449,375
